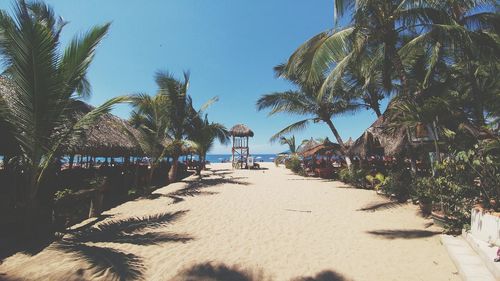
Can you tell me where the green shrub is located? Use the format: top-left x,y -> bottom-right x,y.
339,168 -> 367,188
413,177 -> 437,203
297,168 -> 308,177
366,173 -> 386,190
380,168 -> 413,202
285,156 -> 302,173
407,141 -> 500,232
54,188 -> 74,202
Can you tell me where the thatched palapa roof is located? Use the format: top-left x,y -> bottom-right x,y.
230,124 -> 254,137
0,78 -> 18,156
299,138 -> 342,158
296,138 -> 320,154
64,101 -> 142,157
0,76 -> 142,157
348,114 -> 408,158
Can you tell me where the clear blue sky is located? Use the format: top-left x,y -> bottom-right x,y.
0,0 -> 385,154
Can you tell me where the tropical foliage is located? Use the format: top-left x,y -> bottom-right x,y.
0,0 -> 127,235
262,0 -> 499,230
256,66 -> 358,153
188,113 -> 230,176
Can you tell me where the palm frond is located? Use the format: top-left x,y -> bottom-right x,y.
269,118 -> 314,142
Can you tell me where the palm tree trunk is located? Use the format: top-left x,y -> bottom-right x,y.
367,89 -> 382,117
324,119 -> 345,148
371,100 -> 382,117
196,154 -> 202,178
168,155 -> 179,182
324,119 -> 352,169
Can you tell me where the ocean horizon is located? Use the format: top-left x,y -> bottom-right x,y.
205,154 -> 276,163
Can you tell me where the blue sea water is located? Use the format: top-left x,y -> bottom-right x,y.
0,154 -> 277,164
204,154 -> 276,163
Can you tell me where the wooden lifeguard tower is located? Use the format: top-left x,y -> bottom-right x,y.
229,124 -> 254,169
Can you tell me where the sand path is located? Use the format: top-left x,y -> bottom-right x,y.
0,163 -> 459,281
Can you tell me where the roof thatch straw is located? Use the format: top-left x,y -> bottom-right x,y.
345,137 -> 354,148
0,76 -> 142,157
0,79 -> 18,156
296,138 -> 320,154
63,101 -> 142,157
299,138 -> 342,158
348,114 -> 409,158
229,124 -> 254,137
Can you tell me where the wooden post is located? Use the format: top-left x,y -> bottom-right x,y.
88,177 -> 107,218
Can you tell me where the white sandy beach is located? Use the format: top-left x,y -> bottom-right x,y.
0,163 -> 459,281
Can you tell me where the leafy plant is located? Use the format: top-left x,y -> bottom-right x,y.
366,173 -> 386,190
285,155 -> 302,174
339,168 -> 367,188
413,177 -> 437,204
54,188 -> 74,202
380,169 -> 413,202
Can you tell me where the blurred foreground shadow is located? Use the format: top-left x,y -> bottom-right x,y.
367,229 -> 440,239
170,263 -> 352,281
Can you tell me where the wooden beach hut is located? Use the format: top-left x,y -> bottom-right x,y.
296,138 -> 320,155
348,114 -> 408,159
299,138 -> 342,159
229,124 -> 254,169
299,138 -> 342,178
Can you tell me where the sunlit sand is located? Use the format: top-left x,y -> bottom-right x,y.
0,163 -> 458,281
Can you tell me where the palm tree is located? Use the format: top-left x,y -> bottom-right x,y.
283,1 -> 465,103
129,93 -> 171,185
279,135 -> 297,154
188,114 -> 229,176
256,69 -> 358,154
399,0 -> 499,125
152,71 -> 193,182
0,0 -> 126,234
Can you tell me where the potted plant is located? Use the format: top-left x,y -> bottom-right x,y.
414,177 -> 436,217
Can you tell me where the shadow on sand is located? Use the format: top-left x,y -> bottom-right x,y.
171,262 -> 352,281
357,201 -> 408,212
291,270 -> 352,281
52,210 -> 193,280
146,174 -> 251,205
367,229 -> 441,239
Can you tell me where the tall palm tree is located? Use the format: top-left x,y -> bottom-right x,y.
188,114 -> 229,176
399,0 -> 499,125
153,71 -> 193,182
256,69 -> 358,154
0,0 -> 126,234
129,93 -> 171,184
283,1 -> 457,102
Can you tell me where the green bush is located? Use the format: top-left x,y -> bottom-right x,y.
380,168 -> 413,202
285,156 -> 302,173
409,141 -> 500,232
339,168 -> 367,188
413,177 -> 437,203
54,188 -> 74,202
366,173 -> 386,190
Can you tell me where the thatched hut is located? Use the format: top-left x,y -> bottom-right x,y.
63,101 -> 142,157
296,138 -> 320,155
300,138 -> 342,158
0,78 -> 19,156
348,114 -> 408,158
